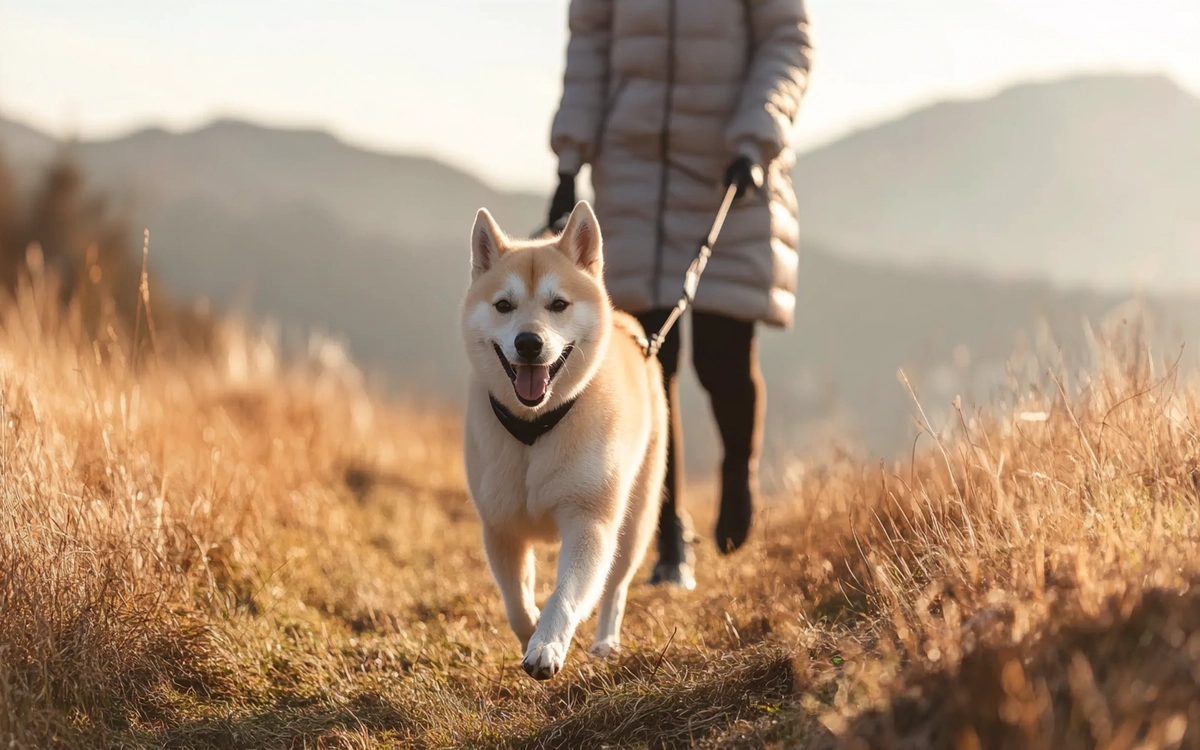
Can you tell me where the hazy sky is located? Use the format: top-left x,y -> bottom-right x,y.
2,1 -> 1198,192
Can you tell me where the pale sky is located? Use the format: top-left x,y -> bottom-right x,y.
1,0 -> 1198,192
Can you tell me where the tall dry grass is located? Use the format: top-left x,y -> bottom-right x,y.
0,154 -> 214,360
1,159 -> 1199,748
0,247 -> 452,743
777,320 -> 1200,749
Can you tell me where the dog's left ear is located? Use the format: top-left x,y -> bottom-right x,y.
557,201 -> 603,277
471,208 -> 508,280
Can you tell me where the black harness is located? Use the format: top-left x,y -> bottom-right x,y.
489,393 -> 578,446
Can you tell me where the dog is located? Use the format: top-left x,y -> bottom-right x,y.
459,200 -> 668,680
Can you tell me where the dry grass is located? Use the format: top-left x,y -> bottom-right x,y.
0,155 -> 214,360
1,243 -> 1200,748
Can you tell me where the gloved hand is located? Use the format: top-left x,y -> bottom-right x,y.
723,155 -> 764,200
547,173 -> 576,231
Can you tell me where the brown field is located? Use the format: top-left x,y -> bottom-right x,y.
2,239 -> 1200,749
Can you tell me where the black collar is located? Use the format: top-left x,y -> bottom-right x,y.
489,393 -> 578,446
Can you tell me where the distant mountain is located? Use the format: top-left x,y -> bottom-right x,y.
4,72 -> 1199,287
794,73 -> 1200,291
1,117 -> 546,245
3,72 -> 1200,472
0,118 -> 56,174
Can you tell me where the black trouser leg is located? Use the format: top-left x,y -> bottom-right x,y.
634,309 -> 694,587
691,311 -> 762,553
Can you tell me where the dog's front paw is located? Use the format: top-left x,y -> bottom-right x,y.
522,638 -> 566,681
588,638 -> 621,659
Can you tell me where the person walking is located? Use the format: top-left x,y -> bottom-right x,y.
545,0 -> 812,589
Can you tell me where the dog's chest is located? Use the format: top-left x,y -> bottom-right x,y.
471,436 -> 609,535
466,415 -> 543,518
466,388 -> 618,535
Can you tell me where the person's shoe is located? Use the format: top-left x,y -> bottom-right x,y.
714,467 -> 754,555
647,557 -> 696,590
647,512 -> 697,590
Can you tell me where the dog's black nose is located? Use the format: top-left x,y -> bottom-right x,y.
514,332 -> 543,362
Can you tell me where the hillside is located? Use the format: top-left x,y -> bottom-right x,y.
6,73 -> 1198,291
4,72 -> 1200,469
0,117 -> 56,168
2,117 -> 547,244
794,73 -> 1200,290
3,231 -> 1200,748
4,72 -> 1195,283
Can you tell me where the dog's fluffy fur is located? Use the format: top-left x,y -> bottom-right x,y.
459,201 -> 668,680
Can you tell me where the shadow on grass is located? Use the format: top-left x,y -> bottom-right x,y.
492,644 -> 824,750
141,644 -> 829,750
809,582 -> 1200,750
151,692 -> 415,749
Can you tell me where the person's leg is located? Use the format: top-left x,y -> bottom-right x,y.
634,309 -> 695,588
691,311 -> 764,554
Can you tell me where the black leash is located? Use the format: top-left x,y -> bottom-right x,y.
638,183 -> 737,359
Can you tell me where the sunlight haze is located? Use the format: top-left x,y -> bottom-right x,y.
2,0 -> 1198,191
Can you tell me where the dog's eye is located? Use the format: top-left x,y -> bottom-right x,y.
494,300 -> 514,314
548,299 -> 570,313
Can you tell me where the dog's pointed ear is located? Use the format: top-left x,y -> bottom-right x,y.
471,208 -> 507,279
557,201 -> 603,277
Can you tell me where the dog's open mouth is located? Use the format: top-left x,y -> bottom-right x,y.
493,343 -> 574,407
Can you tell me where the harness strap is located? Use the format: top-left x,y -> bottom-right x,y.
489,393 -> 578,446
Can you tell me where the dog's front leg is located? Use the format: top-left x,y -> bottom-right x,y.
522,509 -> 617,680
482,526 -> 539,650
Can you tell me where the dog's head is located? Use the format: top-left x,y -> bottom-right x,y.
460,201 -> 612,412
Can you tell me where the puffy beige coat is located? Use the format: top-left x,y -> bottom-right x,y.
550,0 -> 812,328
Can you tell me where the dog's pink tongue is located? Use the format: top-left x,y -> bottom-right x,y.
515,364 -> 551,402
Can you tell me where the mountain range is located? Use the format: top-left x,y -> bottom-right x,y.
3,72 -> 1199,478
795,73 -> 1200,291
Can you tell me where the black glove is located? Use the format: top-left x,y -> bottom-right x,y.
547,173 -> 576,231
723,155 -> 764,200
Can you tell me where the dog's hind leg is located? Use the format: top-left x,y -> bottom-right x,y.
522,509 -> 618,680
591,434 -> 666,657
482,527 -> 539,650
588,499 -> 657,658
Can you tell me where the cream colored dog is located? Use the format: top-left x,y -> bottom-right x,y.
459,201 -> 667,680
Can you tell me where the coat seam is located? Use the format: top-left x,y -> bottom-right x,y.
651,0 -> 678,310
593,77 -> 629,160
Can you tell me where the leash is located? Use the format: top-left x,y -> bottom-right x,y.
533,182 -> 739,361
638,183 -> 737,359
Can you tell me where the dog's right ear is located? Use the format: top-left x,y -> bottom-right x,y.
557,201 -> 603,277
471,208 -> 507,280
